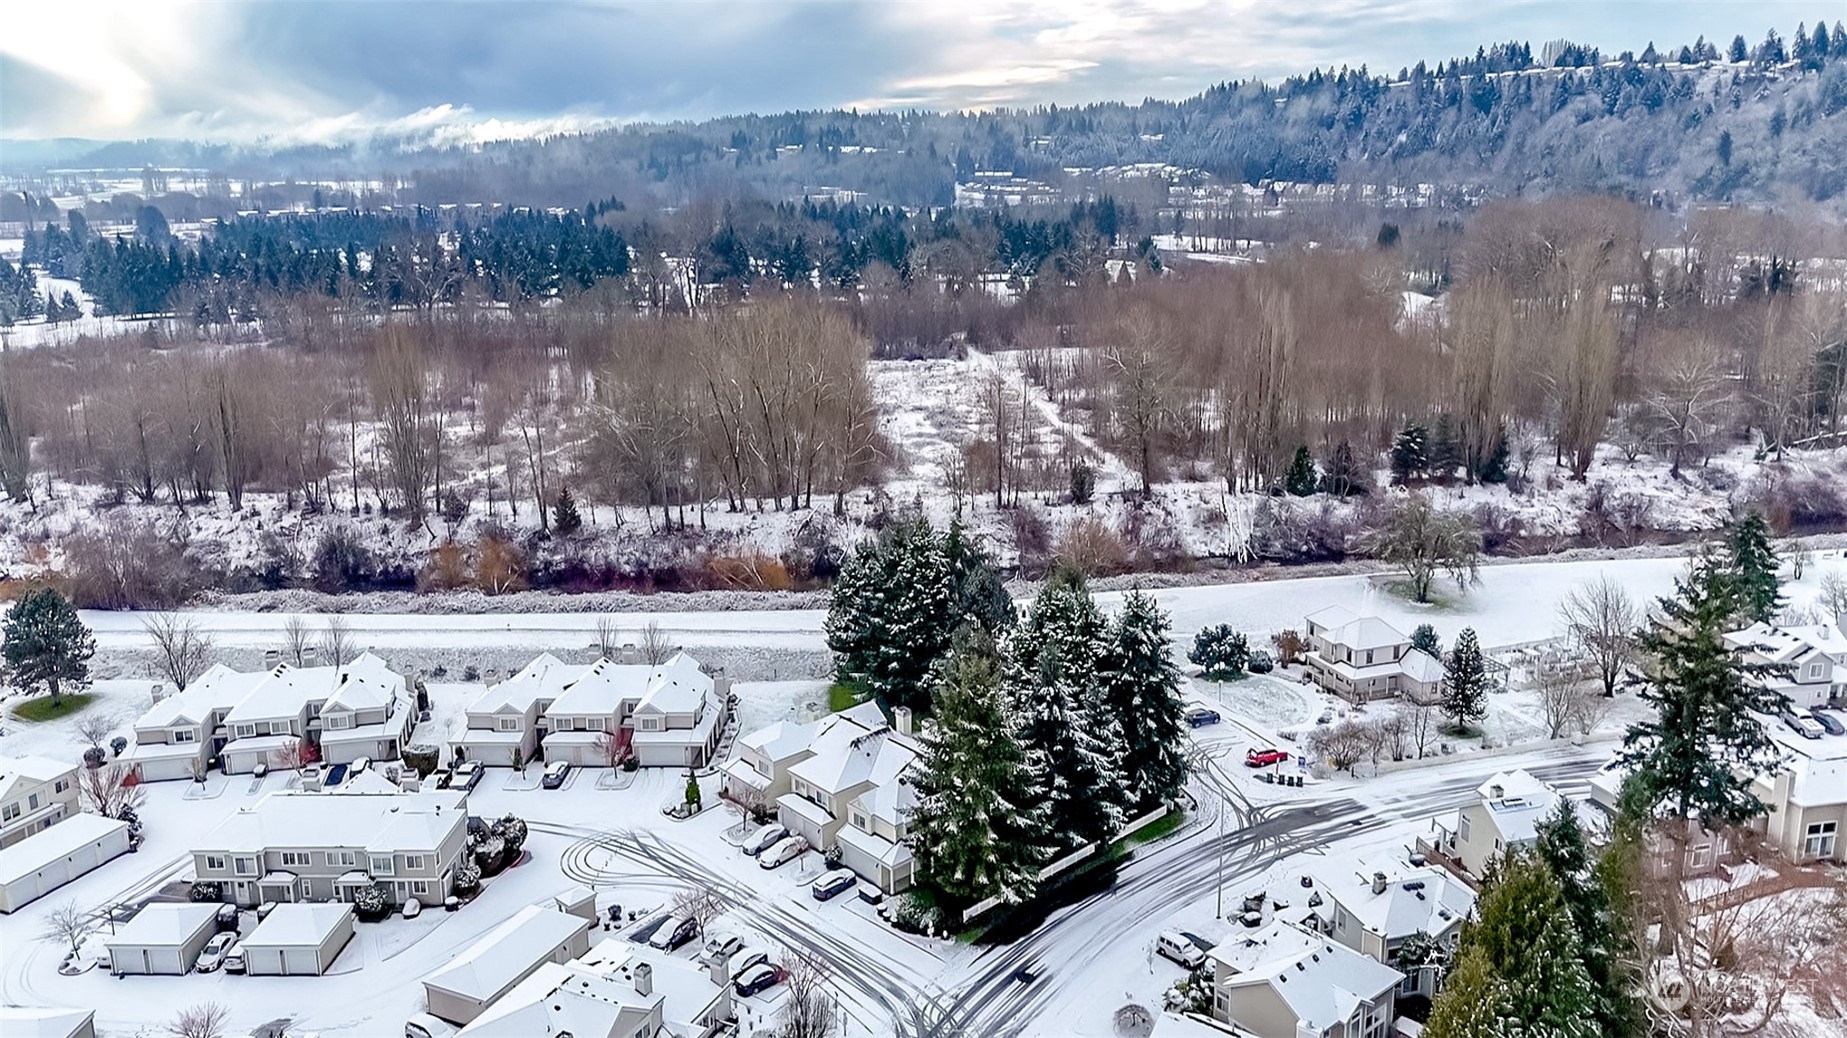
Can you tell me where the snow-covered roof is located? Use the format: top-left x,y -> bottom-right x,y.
736,719 -> 817,761
1476,769 -> 1558,844
468,653 -> 585,715
423,904 -> 591,1001
1304,605 -> 1360,630
137,664 -> 266,728
788,722 -> 917,797
853,766 -> 918,829
1209,920 -> 1402,1032
0,813 -> 130,886
1398,648 -> 1445,684
462,939 -> 723,1038
323,671 -> 403,713
333,769 -> 402,795
1323,866 -> 1475,942
107,903 -> 218,948
1328,615 -> 1410,652
223,653 -> 398,725
196,790 -> 466,855
545,658 -> 652,716
635,652 -> 714,714
0,754 -> 75,800
1724,621 -> 1847,665
0,1006 -> 95,1038
245,903 -> 352,947
835,818 -> 914,869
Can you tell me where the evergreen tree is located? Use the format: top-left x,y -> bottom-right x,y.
1390,423 -> 1429,484
550,486 -> 583,536
1478,427 -> 1510,484
1425,851 -> 1599,1038
1321,440 -> 1366,497
1427,414 -> 1463,483
1188,624 -> 1250,679
1410,623 -> 1442,659
1283,446 -> 1318,496
1104,593 -> 1190,809
1008,570 -> 1129,850
1,588 -> 96,707
910,627 -> 1051,912
1443,627 -> 1489,729
14,265 -> 42,321
826,516 -> 1010,714
1719,511 -> 1781,623
1619,561 -> 1789,827
1534,801 -> 1643,1038
1729,34 -> 1749,62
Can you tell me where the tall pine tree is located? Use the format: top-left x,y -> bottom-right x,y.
1443,627 -> 1489,730
908,627 -> 1050,913
1284,446 -> 1318,496
1719,511 -> 1781,623
1103,592 -> 1190,810
1619,560 -> 1788,828
1534,800 -> 1643,1037
1425,850 -> 1600,1038
1009,570 -> 1130,850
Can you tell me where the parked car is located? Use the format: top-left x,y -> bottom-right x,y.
404,1012 -> 458,1038
255,901 -> 279,921
728,946 -> 770,977
758,835 -> 809,869
432,768 -> 454,790
401,897 -> 423,919
1245,748 -> 1291,768
452,761 -> 485,791
1811,708 -> 1845,737
1783,712 -> 1826,740
222,942 -> 247,974
541,760 -> 572,789
811,868 -> 859,902
702,932 -> 745,962
214,904 -> 241,932
351,756 -> 371,774
301,764 -> 323,786
1157,930 -> 1207,969
741,823 -> 788,857
648,915 -> 699,951
1184,706 -> 1222,728
734,962 -> 782,997
195,932 -> 238,973
252,762 -> 269,778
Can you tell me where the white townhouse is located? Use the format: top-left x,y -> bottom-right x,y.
458,651 -> 731,770
1424,769 -> 1559,879
1302,606 -> 1444,704
125,653 -> 414,779
1722,621 -> 1847,710
1752,724 -> 1847,864
726,702 -> 921,895
0,755 -> 81,849
458,936 -> 734,1038
192,789 -> 469,907
1309,866 -> 1477,999
1207,919 -> 1403,1038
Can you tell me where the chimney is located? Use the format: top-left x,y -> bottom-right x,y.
1488,783 -> 1504,800
708,951 -> 730,988
1371,872 -> 1387,895
892,706 -> 913,736
634,961 -> 653,997
263,649 -> 281,668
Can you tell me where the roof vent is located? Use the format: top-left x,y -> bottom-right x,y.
1488,783 -> 1505,799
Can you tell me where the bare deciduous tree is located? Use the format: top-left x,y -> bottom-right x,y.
1559,576 -> 1639,698
779,952 -> 838,1038
1643,335 -> 1731,477
76,713 -> 115,750
1405,700 -> 1440,760
142,613 -> 213,691
320,615 -> 354,667
1369,493 -> 1483,603
638,621 -> 676,666
79,762 -> 146,819
282,615 -> 312,666
1819,572 -> 1847,624
168,1002 -> 230,1038
669,885 -> 725,933
40,900 -> 90,957
1533,663 -> 1588,740
595,616 -> 620,658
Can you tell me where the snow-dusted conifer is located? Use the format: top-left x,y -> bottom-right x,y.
1105,592 -> 1190,809
1443,627 -> 1489,729
908,626 -> 1049,913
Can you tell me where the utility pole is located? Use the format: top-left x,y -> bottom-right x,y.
1215,797 -> 1227,919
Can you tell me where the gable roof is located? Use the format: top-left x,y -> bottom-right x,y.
137,664 -> 268,728
736,719 -> 818,761
1325,866 -> 1476,942
245,902 -> 353,947
469,653 -> 586,715
634,652 -> 714,714
1210,920 -> 1402,1032
423,904 -> 590,1001
219,652 -> 402,725
787,717 -> 917,796
1476,769 -> 1558,843
197,790 -> 466,854
0,754 -> 75,800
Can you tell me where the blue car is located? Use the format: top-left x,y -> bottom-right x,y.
735,963 -> 782,997
1184,706 -> 1221,728
811,869 -> 858,901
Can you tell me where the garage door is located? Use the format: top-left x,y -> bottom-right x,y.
283,946 -> 319,975
251,948 -> 284,975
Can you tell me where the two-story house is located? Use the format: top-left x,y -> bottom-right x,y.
1310,866 -> 1476,999
1752,725 -> 1846,865
727,702 -> 920,895
0,755 -> 81,849
1424,770 -> 1558,879
1207,919 -> 1403,1038
1302,606 -> 1444,704
452,653 -> 579,767
1723,621 -> 1847,710
541,653 -> 729,769
126,653 -> 412,779
460,936 -> 734,1038
192,789 -> 468,907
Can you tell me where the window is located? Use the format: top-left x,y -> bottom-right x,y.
1689,842 -> 1714,870
205,855 -> 226,871
412,880 -> 430,895
1806,821 -> 1838,860
1810,662 -> 1826,679
173,729 -> 197,743
1365,650 -> 1375,665
299,879 -> 312,899
640,718 -> 660,731
281,851 -> 311,867
850,810 -> 867,829
371,856 -> 394,875
234,857 -> 257,876
2,803 -> 19,822
497,718 -> 520,731
1457,814 -> 1472,843
236,724 -> 256,738
404,855 -> 424,871
53,778 -> 70,793
337,850 -> 356,867
27,793 -> 40,810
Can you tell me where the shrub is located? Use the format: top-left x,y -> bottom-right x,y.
475,535 -> 529,595
492,814 -> 528,855
402,744 -> 441,778
418,541 -> 472,592
1247,650 -> 1275,674
475,834 -> 508,876
701,553 -> 795,592
189,881 -> 224,903
453,862 -> 482,897
64,516 -> 196,609
886,891 -> 949,936
353,884 -> 391,920
1069,462 -> 1096,504
82,746 -> 106,769
1189,625 -> 1250,679
621,756 -> 639,773
1008,506 -> 1052,576
1055,515 -> 1130,577
824,844 -> 843,869
310,527 -> 376,593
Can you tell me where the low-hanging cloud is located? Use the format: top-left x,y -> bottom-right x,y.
0,0 -> 1822,143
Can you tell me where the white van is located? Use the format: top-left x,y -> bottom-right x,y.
1157,931 -> 1206,970
405,1013 -> 457,1038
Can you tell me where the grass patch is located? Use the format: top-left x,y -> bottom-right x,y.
10,693 -> 97,723
828,683 -> 865,713
1378,577 -> 1464,609
1115,809 -> 1185,851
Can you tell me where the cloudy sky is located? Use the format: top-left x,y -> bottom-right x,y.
0,0 -> 1826,143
